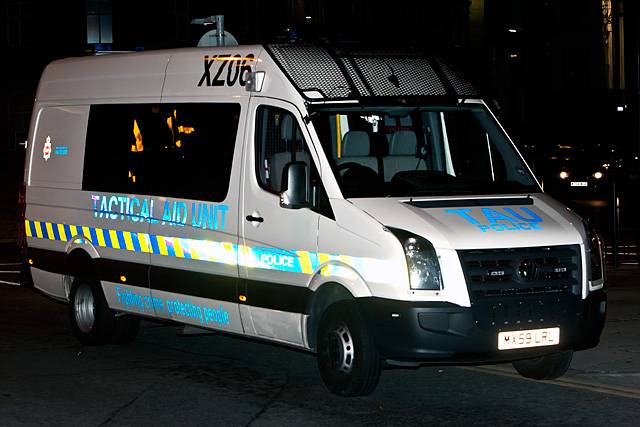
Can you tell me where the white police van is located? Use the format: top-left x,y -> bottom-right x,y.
22,44 -> 606,396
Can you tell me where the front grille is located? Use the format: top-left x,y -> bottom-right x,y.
458,245 -> 582,330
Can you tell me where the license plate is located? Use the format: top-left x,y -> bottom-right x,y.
498,327 -> 560,350
570,181 -> 588,187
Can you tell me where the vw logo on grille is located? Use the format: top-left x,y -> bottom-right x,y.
517,259 -> 537,282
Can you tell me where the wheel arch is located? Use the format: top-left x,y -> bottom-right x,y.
305,260 -> 373,350
63,247 -> 99,301
305,282 -> 356,351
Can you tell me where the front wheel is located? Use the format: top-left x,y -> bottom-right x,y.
317,302 -> 382,396
513,350 -> 573,380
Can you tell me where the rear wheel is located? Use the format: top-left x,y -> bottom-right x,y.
513,350 -> 573,380
317,302 -> 381,396
113,314 -> 141,344
69,277 -> 139,345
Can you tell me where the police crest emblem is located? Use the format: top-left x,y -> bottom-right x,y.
43,136 -> 52,161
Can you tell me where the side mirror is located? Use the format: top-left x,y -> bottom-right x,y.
280,161 -> 310,209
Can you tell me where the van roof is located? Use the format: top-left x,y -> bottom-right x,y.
35,45 -> 264,103
35,44 -> 477,104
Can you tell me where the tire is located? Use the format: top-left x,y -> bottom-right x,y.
513,350 -> 573,380
317,301 -> 382,396
69,277 -> 140,345
113,314 -> 141,344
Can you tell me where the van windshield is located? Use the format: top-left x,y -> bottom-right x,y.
309,105 -> 540,198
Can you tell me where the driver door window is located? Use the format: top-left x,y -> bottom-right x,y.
255,106 -> 317,194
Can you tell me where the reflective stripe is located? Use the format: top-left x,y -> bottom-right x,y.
138,232 -> 150,253
123,231 -> 135,251
180,238 -> 192,259
51,223 -> 61,241
317,252 -> 330,265
172,237 -> 185,258
45,222 -> 55,240
24,219 -> 360,276
89,227 -> 99,245
149,234 -> 160,255
82,226 -> 92,241
116,230 -> 126,249
109,229 -> 120,249
222,242 -> 236,265
34,221 -> 44,239
157,235 -> 169,256
186,239 -> 200,260
131,232 -> 142,252
96,228 -> 106,247
63,224 -> 72,241
297,250 -> 314,274
165,238 -> 177,257
57,223 -> 67,241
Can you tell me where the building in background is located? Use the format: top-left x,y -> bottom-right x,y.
1,0 -> 474,154
477,0 -> 639,262
1,0 -> 638,171
3,1 -> 85,152
1,0 -> 639,255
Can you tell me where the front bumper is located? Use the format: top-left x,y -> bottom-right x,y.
357,290 -> 606,364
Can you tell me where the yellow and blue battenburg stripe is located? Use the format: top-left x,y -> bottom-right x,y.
24,219 -> 365,275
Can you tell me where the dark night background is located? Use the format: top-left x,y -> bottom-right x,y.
1,0 -> 639,263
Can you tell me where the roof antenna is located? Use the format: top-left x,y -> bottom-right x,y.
191,15 -> 238,47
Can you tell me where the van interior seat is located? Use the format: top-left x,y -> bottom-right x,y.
264,114 -> 312,192
335,130 -> 378,175
270,150 -> 310,192
383,130 -> 426,181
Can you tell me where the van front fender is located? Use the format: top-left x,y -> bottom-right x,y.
307,260 -> 372,298
305,260 -> 372,349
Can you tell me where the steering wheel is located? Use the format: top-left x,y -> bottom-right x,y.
337,162 -> 366,173
337,162 -> 382,190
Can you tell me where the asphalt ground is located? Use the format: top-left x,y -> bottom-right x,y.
0,251 -> 639,426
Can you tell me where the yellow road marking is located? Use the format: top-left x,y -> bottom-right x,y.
460,365 -> 640,401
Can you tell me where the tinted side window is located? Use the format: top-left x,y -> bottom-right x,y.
147,104 -> 240,201
83,104 -> 154,195
83,103 -> 240,202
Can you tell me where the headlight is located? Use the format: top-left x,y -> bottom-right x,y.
389,228 -> 443,291
584,221 -> 604,283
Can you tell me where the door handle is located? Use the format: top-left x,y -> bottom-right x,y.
245,215 -> 264,223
